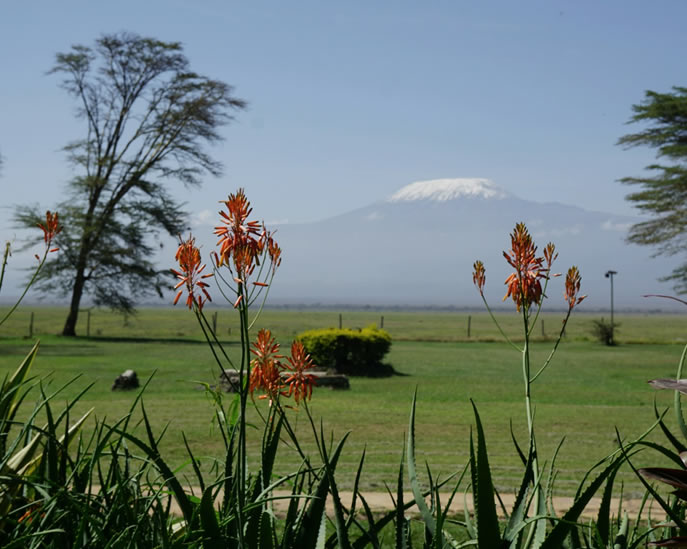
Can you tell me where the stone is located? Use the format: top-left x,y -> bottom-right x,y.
112,369 -> 139,391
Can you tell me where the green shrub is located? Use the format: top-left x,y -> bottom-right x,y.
297,324 -> 392,376
591,318 -> 619,345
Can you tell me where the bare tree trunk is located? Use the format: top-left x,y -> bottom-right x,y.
62,267 -> 86,336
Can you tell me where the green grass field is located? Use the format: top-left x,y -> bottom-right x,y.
1,306 -> 686,498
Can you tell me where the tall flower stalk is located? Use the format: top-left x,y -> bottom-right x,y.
172,189 -> 317,540
0,211 -> 61,327
472,222 -> 586,543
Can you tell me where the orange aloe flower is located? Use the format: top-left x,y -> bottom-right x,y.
172,235 -> 213,310
543,242 -> 557,269
472,260 -> 486,294
38,210 -> 62,251
283,341 -> 317,405
564,266 -> 586,309
250,329 -> 284,403
214,189 -> 282,287
214,189 -> 265,274
502,223 -> 547,312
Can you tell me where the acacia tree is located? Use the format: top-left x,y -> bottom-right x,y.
16,32 -> 245,336
618,86 -> 687,292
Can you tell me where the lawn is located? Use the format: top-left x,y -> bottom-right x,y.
0,306 -> 685,497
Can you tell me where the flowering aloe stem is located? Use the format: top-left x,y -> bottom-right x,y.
237,281 -> 250,515
520,300 -> 545,547
0,245 -> 50,328
194,308 -> 236,375
479,294 -> 521,352
529,308 -> 573,384
248,269 -> 277,331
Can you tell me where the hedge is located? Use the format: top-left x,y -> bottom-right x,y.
296,324 -> 392,376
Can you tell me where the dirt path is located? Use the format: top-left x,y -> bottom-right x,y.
306,491 -> 646,520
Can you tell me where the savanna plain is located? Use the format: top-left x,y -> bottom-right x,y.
0,306 -> 684,498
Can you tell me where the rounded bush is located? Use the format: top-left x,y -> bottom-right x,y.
297,324 -> 392,376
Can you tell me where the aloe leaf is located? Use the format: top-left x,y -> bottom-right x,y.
246,411 -> 284,546
281,468 -> 306,549
503,435 -> 534,543
259,510 -> 276,549
463,486 -> 476,540
395,446 -> 407,549
510,419 -> 527,467
407,390 -> 437,537
294,433 -> 347,548
654,400 -> 687,455
345,446 -> 367,532
4,342 -> 39,412
533,475 -> 547,547
319,423 -> 352,549
315,511 -> 327,549
200,485 -> 223,548
637,440 -> 684,468
540,452 -> 627,548
470,400 -> 503,548
596,462 -> 619,546
182,432 -> 205,493
613,511 -> 629,549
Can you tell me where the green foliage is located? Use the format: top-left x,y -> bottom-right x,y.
297,324 -> 392,376
618,86 -> 687,293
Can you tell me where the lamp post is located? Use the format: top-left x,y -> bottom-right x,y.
605,270 -> 617,344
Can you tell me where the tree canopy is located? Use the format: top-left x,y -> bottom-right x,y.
618,86 -> 687,293
15,32 -> 245,335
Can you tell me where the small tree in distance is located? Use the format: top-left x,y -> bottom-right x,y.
15,32 -> 245,336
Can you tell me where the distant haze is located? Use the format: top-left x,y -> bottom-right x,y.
4,178 -> 685,312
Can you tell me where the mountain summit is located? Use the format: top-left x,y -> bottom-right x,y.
388,178 -> 511,202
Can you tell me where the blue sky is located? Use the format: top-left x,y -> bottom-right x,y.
1,1 -> 686,295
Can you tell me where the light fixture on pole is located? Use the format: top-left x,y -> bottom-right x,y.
604,270 -> 617,344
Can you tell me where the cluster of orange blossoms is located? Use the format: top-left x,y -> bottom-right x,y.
172,189 -> 282,311
249,329 -> 317,405
473,223 -> 586,312
37,210 -> 61,253
213,188 -> 281,282
172,236 -> 212,310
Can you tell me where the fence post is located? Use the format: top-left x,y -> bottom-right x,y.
338,313 -> 342,329
380,315 -> 384,329
87,310 -> 91,338
467,315 -> 471,338
29,312 -> 34,338
212,311 -> 218,334
542,319 -> 545,338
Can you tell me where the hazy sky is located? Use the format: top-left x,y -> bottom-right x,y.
1,1 -> 686,294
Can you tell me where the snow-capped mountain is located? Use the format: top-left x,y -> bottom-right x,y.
268,178 -> 681,310
388,178 -> 511,202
